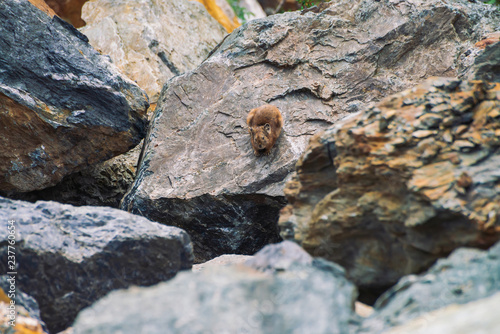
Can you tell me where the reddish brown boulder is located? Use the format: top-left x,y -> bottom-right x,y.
280,78 -> 500,289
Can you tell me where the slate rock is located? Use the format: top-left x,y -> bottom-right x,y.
0,197 -> 193,333
122,0 -> 500,262
359,241 -> 500,333
0,0 -> 149,193
72,242 -> 356,334
467,36 -> 500,83
280,77 -> 500,290
80,0 -> 227,104
8,142 -> 142,208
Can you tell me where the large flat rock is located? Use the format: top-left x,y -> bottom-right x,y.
122,0 -> 500,262
0,197 -> 192,333
0,0 -> 148,193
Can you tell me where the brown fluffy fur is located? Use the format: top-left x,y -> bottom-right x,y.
247,104 -> 283,156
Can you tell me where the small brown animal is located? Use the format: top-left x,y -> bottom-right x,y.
247,104 -> 283,156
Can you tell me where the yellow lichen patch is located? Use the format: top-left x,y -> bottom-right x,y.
191,0 -> 240,33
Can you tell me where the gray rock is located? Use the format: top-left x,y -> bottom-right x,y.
72,242 -> 356,334
192,254 -> 252,272
359,242 -> 500,333
467,38 -> 500,83
122,0 -> 500,262
0,0 -> 148,193
0,197 -> 193,333
80,0 -> 227,104
382,292 -> 500,334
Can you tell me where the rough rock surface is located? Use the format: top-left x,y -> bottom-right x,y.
72,242 -> 356,334
122,0 -> 500,262
80,0 -> 227,104
9,142 -> 142,208
0,0 -> 149,193
359,241 -> 500,332
382,292 -> 500,334
0,197 -> 193,333
280,77 -> 500,289
466,36 -> 500,83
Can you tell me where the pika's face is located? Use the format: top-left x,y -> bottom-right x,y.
250,124 -> 271,154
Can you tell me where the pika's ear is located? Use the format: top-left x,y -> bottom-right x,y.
264,123 -> 271,133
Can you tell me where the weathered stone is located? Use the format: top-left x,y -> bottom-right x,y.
122,0 -> 500,263
80,0 -> 227,104
280,78 -> 500,290
8,142 -> 142,208
382,292 -> 500,334
72,242 -> 356,334
0,197 -> 193,333
359,241 -> 500,332
0,0 -> 148,193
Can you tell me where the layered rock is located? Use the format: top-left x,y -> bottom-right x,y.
280,77 -> 500,289
360,241 -> 500,332
0,197 -> 192,333
80,0 -> 227,104
0,0 -> 148,193
72,242 -> 356,334
122,0 -> 500,262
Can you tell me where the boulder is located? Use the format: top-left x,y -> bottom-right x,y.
382,292 -> 500,334
80,0 -> 227,104
280,77 -> 500,289
359,241 -> 500,332
0,197 -> 193,333
8,142 -> 142,208
0,0 -> 149,193
72,242 -> 357,334
121,0 -> 500,262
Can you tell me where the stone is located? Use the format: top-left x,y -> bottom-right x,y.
381,292 -> 500,334
8,142 -> 142,208
122,0 -> 500,263
280,78 -> 500,290
0,277 -> 47,333
72,242 -> 357,334
0,0 -> 149,193
0,197 -> 193,333
80,0 -> 227,104
359,241 -> 500,332
192,254 -> 252,272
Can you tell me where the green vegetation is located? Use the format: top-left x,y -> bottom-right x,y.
227,0 -> 254,24
297,0 -> 322,10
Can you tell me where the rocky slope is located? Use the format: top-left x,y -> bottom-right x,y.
121,0 -> 500,262
0,0 -> 148,194
0,197 -> 192,333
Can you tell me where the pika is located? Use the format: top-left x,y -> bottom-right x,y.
247,104 -> 283,156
